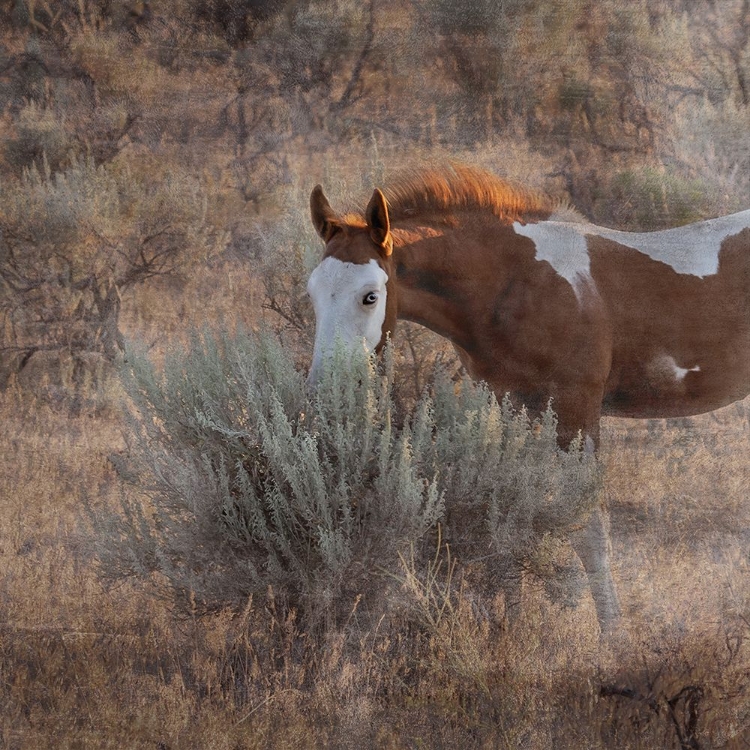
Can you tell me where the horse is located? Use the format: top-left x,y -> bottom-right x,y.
306,164 -> 750,631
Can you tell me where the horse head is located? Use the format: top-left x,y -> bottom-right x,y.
307,185 -> 397,385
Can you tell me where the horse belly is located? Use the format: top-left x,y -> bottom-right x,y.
602,345 -> 750,419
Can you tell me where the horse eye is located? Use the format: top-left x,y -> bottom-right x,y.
362,292 -> 378,306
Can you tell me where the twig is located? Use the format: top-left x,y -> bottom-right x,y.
234,689 -> 295,726
330,0 -> 376,113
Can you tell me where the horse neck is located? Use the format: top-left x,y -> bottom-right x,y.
391,220 -> 517,347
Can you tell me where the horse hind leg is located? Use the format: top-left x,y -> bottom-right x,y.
571,503 -> 621,633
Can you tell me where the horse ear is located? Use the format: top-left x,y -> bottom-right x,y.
366,188 -> 392,257
310,185 -> 340,242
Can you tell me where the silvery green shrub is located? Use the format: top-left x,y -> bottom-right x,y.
102,330 -> 600,626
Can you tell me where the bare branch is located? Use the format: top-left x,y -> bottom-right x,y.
330,0 -> 376,113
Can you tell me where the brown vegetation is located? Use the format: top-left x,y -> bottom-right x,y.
0,1 -> 749,747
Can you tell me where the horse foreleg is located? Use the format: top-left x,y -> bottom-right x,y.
552,384 -> 621,631
571,503 -> 621,633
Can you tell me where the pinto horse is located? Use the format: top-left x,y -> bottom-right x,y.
306,164 -> 750,631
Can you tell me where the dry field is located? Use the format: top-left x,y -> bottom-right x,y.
0,328 -> 748,748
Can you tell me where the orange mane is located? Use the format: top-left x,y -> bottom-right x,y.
380,164 -> 555,224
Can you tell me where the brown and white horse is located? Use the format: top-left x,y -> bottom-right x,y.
306,164 -> 750,631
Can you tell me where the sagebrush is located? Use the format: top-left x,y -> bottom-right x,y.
97,329 -> 601,632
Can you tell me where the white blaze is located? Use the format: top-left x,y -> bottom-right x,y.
307,257 -> 388,385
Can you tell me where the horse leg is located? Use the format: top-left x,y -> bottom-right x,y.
571,503 -> 621,632
556,391 -> 621,632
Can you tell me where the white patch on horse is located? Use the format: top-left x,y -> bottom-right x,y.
675,364 -> 700,380
307,257 -> 388,385
515,210 -> 750,299
649,353 -> 701,385
593,209 -> 750,278
513,220 -> 592,301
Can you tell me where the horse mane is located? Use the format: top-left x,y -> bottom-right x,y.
379,164 -> 559,225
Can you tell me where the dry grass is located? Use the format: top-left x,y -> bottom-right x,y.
0,334 -> 748,748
